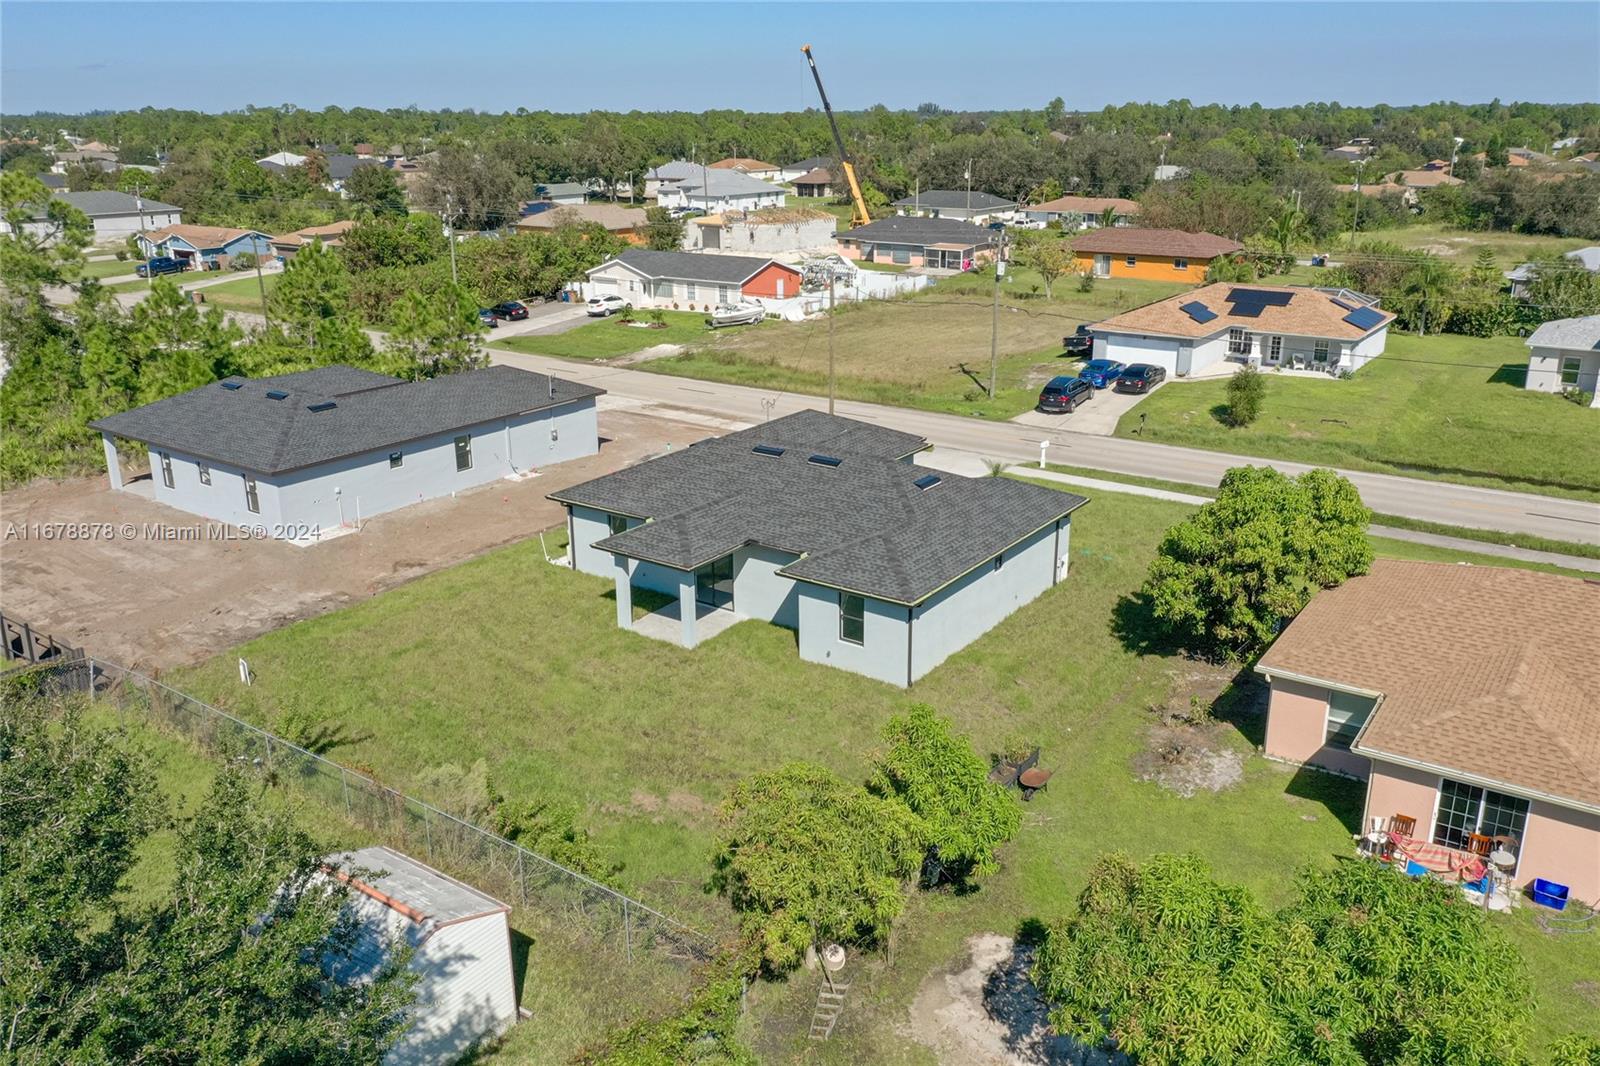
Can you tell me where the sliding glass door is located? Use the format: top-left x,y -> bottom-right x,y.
1432,777 -> 1529,852
694,556 -> 734,612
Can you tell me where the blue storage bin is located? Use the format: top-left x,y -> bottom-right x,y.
1404,860 -> 1428,878
1531,878 -> 1569,911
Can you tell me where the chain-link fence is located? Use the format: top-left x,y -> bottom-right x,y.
5,655 -> 716,978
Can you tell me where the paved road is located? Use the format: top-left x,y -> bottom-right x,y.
488,348 -> 1600,546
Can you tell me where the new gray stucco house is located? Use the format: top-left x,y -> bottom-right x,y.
92,365 -> 603,541
549,411 -> 1088,686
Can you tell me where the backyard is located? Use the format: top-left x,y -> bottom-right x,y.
164,484 -> 1600,1063
1113,332 -> 1600,501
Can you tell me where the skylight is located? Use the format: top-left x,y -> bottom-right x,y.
913,474 -> 942,490
219,381 -> 243,390
752,444 -> 785,457
266,390 -> 289,400
807,454 -> 842,467
306,401 -> 338,412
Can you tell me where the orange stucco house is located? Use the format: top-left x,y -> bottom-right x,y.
1070,228 -> 1242,282
1256,561 -> 1600,907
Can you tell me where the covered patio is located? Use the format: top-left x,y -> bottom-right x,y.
611,556 -> 741,649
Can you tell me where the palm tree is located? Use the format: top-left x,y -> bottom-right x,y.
1098,204 -> 1120,229
1263,202 -> 1309,260
1399,256 -> 1457,336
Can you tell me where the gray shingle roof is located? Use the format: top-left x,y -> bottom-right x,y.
836,215 -> 996,249
597,248 -> 790,285
91,365 -> 603,476
1526,314 -> 1600,351
549,411 -> 1085,604
893,190 -> 1016,212
646,160 -> 699,181
49,189 -> 181,217
674,169 -> 784,197
786,156 -> 836,173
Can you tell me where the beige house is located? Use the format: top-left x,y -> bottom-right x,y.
269,220 -> 357,260
1257,561 -> 1600,906
682,207 -> 837,256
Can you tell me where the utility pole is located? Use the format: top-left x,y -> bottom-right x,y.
444,192 -> 459,285
253,241 -> 270,324
1347,159 -> 1367,252
988,231 -> 1005,399
1449,136 -> 1464,178
827,273 -> 836,415
965,159 -> 973,217
133,185 -> 152,289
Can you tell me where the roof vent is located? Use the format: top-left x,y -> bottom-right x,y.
266,389 -> 289,401
807,454 -> 842,468
913,474 -> 942,490
306,401 -> 337,412
752,443 -> 785,457
219,381 -> 243,391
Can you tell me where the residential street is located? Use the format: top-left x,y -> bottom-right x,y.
488,348 -> 1600,546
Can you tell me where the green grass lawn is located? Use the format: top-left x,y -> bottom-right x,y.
786,195 -> 858,225
644,274 -> 1190,420
74,258 -> 141,281
1114,332 -> 1600,501
490,310 -> 733,361
187,272 -> 278,312
167,485 -> 1600,1061
1377,221 -> 1594,267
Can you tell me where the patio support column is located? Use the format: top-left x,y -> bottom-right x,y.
101,432 -> 124,491
613,556 -> 632,630
676,569 -> 697,648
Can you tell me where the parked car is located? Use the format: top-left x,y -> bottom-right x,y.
1063,324 -> 1094,356
477,308 -> 498,329
586,294 -> 628,317
1036,375 -> 1094,414
706,303 -> 764,328
136,256 -> 189,278
1007,216 -> 1046,230
490,301 -> 529,321
1078,358 -> 1125,388
1114,363 -> 1166,393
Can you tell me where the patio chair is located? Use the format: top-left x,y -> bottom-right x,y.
1465,833 -> 1492,858
1389,814 -> 1417,837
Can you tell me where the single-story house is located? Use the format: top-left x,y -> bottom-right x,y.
1389,169 -> 1464,189
1152,164 -> 1189,181
25,190 -> 182,244
1256,560 -> 1600,907
1505,246 -> 1600,300
709,157 -> 782,181
256,150 -> 308,170
135,224 -> 275,268
1090,283 -> 1393,377
534,181 -> 591,206
549,410 -> 1088,686
1021,195 -> 1139,230
834,215 -> 996,270
269,220 -> 357,260
90,364 -> 602,541
585,248 -> 802,307
1070,227 -> 1241,282
643,159 -> 699,198
682,207 -> 837,256
778,155 -> 835,183
892,190 -> 1016,224
38,173 -> 66,190
791,168 -> 836,198
324,846 -> 517,1066
1325,144 -> 1371,162
515,202 -> 648,243
1523,314 -> 1600,406
656,169 -> 787,214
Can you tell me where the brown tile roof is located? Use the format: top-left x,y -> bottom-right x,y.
1070,227 -> 1240,259
140,224 -> 264,248
792,167 -> 834,184
1028,195 -> 1139,214
270,220 -> 357,248
1258,560 -> 1600,811
709,157 -> 777,172
1391,169 -> 1464,188
1092,282 -> 1393,341
514,203 -> 647,232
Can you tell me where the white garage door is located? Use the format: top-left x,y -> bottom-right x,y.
1100,333 -> 1181,375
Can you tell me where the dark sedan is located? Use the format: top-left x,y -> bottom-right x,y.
490,301 -> 529,321
1114,364 -> 1166,393
1078,358 -> 1125,388
477,308 -> 499,329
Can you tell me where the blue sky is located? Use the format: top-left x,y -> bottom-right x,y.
3,2 -> 1597,115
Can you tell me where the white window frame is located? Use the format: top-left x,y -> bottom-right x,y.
1227,328 -> 1251,356
1428,776 -> 1529,875
1560,355 -> 1582,386
197,461 -> 210,486
1323,690 -> 1374,749
243,474 -> 259,514
1265,335 -> 1283,363
1313,339 -> 1331,364
685,282 -> 697,301
159,451 -> 174,489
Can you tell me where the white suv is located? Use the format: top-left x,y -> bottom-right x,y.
587,294 -> 628,317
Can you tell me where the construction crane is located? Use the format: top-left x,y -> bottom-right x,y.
801,45 -> 872,229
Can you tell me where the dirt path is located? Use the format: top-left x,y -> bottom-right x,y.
0,406 -> 712,671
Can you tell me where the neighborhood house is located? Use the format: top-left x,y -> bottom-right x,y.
91,365 -> 602,540
790,167 -> 837,198
1256,561 -> 1600,906
643,159 -> 699,197
28,190 -> 182,244
682,207 -> 837,256
708,157 -> 783,181
585,248 -> 802,307
550,410 -> 1088,687
269,220 -> 357,260
656,168 -> 787,214
892,189 -> 1016,223
834,215 -> 996,270
1070,227 -> 1242,281
325,847 -> 517,1066
135,224 -> 275,268
1523,314 -> 1600,406
515,203 -> 648,243
1020,195 -> 1139,229
1090,283 -> 1393,377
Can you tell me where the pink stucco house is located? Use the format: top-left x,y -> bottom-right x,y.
1256,560 -> 1600,906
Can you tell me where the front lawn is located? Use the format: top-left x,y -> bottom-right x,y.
167,484 -> 1600,1060
187,272 -> 278,312
490,309 -> 732,360
1114,332 -> 1600,501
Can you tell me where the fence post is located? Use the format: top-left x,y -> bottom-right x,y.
517,850 -> 527,907
624,899 -> 633,963
341,768 -> 352,817
424,807 -> 434,863
21,623 -> 35,663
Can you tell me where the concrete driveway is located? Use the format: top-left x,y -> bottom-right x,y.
1010,380 -> 1162,436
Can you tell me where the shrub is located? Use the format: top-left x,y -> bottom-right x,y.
231,252 -> 258,272
579,949 -> 756,1065
486,779 -> 622,888
1223,363 -> 1264,427
1075,270 -> 1095,293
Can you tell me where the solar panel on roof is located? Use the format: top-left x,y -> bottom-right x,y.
1179,300 -> 1218,324
1229,302 -> 1264,318
1330,296 -> 1359,311
913,474 -> 942,490
1227,288 -> 1293,306
1343,306 -> 1385,330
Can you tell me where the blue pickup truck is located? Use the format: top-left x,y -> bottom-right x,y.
136,256 -> 190,278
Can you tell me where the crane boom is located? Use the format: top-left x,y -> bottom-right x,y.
801,44 -> 872,229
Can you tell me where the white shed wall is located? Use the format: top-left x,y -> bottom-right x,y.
384,912 -> 518,1066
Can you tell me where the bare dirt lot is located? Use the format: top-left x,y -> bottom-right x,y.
0,403 -> 717,671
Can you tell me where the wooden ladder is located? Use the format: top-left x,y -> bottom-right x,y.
808,977 -> 850,1041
